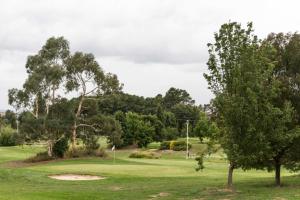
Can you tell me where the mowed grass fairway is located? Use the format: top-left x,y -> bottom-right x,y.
0,141 -> 300,199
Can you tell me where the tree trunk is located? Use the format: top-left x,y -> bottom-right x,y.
275,160 -> 281,187
71,124 -> 77,151
35,97 -> 39,118
227,162 -> 235,189
47,140 -> 53,157
71,95 -> 84,151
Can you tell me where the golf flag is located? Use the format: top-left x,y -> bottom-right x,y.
112,145 -> 115,151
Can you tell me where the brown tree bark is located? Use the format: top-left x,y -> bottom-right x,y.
47,140 -> 53,157
227,162 -> 235,189
275,159 -> 281,187
71,95 -> 84,150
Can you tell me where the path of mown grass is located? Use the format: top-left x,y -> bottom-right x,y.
0,142 -> 300,199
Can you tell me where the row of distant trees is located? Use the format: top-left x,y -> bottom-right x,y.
7,37 -> 212,157
204,22 -> 300,187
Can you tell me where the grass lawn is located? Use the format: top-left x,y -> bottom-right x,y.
0,139 -> 300,200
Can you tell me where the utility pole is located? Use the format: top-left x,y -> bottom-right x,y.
186,120 -> 189,159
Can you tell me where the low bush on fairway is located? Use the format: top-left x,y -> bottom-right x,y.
65,147 -> 108,158
160,140 -> 192,151
129,150 -> 161,159
159,141 -> 171,150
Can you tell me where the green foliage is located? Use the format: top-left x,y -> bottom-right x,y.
98,93 -> 159,115
195,154 -> 205,171
159,141 -> 171,150
171,104 -> 199,134
104,116 -> 123,148
0,126 -> 20,146
162,127 -> 178,140
194,111 -> 219,142
4,110 -> 17,129
159,140 -> 191,151
83,135 -> 100,151
204,21 -> 300,186
52,137 -> 69,158
142,114 -> 164,142
129,150 -> 161,159
162,111 -> 177,127
120,112 -> 155,148
163,87 -> 195,109
65,50 -> 122,149
65,147 -> 107,158
171,141 -> 192,151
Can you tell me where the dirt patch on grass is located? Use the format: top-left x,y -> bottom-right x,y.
273,197 -> 288,200
109,186 -> 123,191
149,192 -> 170,199
1,160 -> 59,168
48,174 -> 105,181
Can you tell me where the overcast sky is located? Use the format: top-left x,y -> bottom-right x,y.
1,0 -> 300,110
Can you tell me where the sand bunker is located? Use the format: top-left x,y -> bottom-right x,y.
48,174 -> 105,181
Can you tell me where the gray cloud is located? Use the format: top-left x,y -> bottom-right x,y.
1,0 -> 300,109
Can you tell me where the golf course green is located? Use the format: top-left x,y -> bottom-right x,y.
0,139 -> 299,200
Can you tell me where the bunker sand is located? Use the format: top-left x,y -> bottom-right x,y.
48,174 -> 105,181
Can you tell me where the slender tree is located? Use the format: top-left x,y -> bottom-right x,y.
65,52 -> 122,150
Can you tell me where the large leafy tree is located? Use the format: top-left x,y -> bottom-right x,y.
9,37 -> 69,117
163,87 -> 195,109
65,52 -> 123,149
9,37 -> 70,155
122,112 -> 155,148
263,33 -> 300,185
171,104 -> 199,135
194,111 -> 218,143
204,22 -> 298,187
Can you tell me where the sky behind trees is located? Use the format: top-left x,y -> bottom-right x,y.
1,0 -> 300,109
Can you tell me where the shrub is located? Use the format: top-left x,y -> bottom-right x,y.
129,151 -> 161,159
25,152 -> 54,163
169,140 -> 176,150
0,126 -> 19,146
172,141 -> 192,151
65,147 -> 107,158
159,140 -> 192,151
53,137 -> 69,158
83,135 -> 100,151
159,141 -> 171,150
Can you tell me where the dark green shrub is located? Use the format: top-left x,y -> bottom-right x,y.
159,141 -> 171,150
65,147 -> 107,158
0,133 -> 15,146
172,141 -> 192,151
0,126 -> 19,146
129,151 -> 160,159
53,137 -> 69,158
